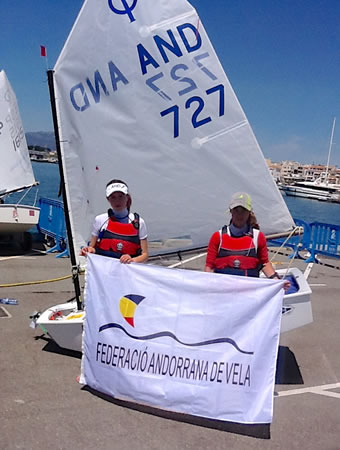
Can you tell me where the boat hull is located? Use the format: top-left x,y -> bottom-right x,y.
280,185 -> 340,203
284,189 -> 328,201
278,267 -> 313,333
0,204 -> 40,233
36,302 -> 84,352
36,267 -> 312,352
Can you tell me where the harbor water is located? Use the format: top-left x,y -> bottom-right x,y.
8,161 -> 340,227
283,195 -> 340,226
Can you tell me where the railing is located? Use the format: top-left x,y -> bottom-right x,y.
268,219 -> 340,263
37,197 -> 69,258
306,222 -> 340,262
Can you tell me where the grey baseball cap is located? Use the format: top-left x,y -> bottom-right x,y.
229,192 -> 252,211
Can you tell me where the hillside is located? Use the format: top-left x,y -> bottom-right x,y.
26,131 -> 55,150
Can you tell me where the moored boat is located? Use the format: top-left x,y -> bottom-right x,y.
0,203 -> 40,232
0,70 -> 40,246
279,118 -> 339,203
280,180 -> 340,203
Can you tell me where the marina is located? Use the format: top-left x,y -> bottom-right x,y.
1,0 -> 340,445
275,119 -> 340,203
0,243 -> 340,447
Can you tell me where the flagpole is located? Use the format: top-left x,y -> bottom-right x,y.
46,69 -> 82,311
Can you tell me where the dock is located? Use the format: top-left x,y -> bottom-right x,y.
1,242 -> 340,448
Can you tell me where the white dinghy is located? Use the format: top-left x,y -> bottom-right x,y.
0,70 -> 40,249
34,0 -> 312,352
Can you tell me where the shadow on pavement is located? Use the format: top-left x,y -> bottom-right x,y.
275,346 -> 303,385
0,241 -> 46,257
35,334 -> 82,359
82,386 -> 271,439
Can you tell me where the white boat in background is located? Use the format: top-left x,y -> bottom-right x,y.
34,0 -> 312,351
280,118 -> 339,203
0,204 -> 40,233
0,70 -> 40,249
280,179 -> 340,203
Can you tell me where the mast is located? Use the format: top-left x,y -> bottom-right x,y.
47,70 -> 82,311
324,117 -> 336,185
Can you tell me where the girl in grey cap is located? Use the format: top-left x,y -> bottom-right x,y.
205,192 -> 289,288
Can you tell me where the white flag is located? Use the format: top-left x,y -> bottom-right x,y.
81,255 -> 284,424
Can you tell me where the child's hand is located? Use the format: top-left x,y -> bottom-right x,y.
283,280 -> 291,292
80,246 -> 95,256
120,254 -> 133,264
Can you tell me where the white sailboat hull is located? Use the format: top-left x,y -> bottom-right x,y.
0,204 -> 40,233
36,302 -> 84,353
36,267 -> 312,352
276,267 -> 313,333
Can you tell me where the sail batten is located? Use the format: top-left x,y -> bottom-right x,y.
53,0 -> 294,262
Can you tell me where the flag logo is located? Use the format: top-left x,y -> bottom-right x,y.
119,294 -> 145,327
98,293 -> 253,355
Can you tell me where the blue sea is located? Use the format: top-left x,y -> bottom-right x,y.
8,162 -> 340,227
9,161 -> 60,204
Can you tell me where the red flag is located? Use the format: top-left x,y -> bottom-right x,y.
40,45 -> 46,57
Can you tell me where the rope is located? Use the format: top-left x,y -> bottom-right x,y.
0,273 -> 75,288
269,226 -> 300,262
268,226 -> 304,278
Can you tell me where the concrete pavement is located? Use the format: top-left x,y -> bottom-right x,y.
1,243 -> 339,449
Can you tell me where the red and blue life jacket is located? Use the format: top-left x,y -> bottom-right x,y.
214,226 -> 262,277
95,212 -> 141,259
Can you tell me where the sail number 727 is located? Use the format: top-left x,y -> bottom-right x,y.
160,84 -> 225,138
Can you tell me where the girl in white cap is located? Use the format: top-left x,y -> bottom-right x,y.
80,179 -> 148,263
205,192 -> 289,288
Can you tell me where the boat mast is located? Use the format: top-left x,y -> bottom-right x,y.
47,70 -> 82,311
324,117 -> 336,185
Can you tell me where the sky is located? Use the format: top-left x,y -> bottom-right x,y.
1,0 -> 340,165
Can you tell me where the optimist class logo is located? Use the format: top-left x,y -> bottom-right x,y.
108,0 -> 138,23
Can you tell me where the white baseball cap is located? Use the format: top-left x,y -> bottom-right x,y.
106,182 -> 128,198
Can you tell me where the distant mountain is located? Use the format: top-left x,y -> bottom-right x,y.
26,131 -> 56,150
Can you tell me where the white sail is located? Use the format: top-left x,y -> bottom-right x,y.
0,70 -> 37,195
53,0 -> 294,261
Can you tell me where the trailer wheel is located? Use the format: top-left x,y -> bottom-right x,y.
45,235 -> 56,248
